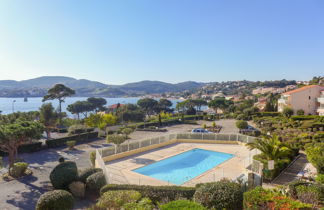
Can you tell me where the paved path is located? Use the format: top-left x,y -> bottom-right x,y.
0,139 -> 107,210
271,154 -> 314,185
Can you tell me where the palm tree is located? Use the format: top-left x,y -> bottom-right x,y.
246,135 -> 292,161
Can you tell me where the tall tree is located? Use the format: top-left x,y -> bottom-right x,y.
137,98 -> 158,117
0,120 -> 44,170
39,103 -> 58,139
43,84 -> 75,123
67,101 -> 93,119
208,97 -> 227,113
87,97 -> 107,112
157,98 -> 173,112
85,113 -> 117,134
192,99 -> 207,111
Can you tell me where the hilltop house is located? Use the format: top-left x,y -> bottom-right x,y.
278,85 -> 324,115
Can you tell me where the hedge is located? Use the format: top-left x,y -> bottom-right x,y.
136,115 -> 204,128
100,184 -> 196,203
0,141 -> 43,156
254,112 -> 281,117
160,200 -> 206,210
291,115 -> 320,121
46,132 -> 98,148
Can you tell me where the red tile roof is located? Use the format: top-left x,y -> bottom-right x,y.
283,85 -> 324,95
109,104 -> 124,109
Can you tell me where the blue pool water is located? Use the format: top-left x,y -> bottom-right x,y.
133,148 -> 233,185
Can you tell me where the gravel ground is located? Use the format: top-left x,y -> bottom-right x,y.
0,119 -> 238,210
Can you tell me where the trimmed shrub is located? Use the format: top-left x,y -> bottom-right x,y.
66,140 -> 76,150
296,109 -> 305,115
36,190 -> 74,210
95,190 -> 141,209
236,120 -> 248,129
78,167 -> 102,183
244,186 -> 311,210
123,197 -> 154,210
68,124 -> 90,135
9,162 -> 28,177
160,200 -> 206,210
50,161 -> 78,189
68,181 -> 85,198
100,184 -> 196,203
46,132 -> 98,148
86,171 -> 106,194
89,151 -> 96,167
194,180 -> 243,210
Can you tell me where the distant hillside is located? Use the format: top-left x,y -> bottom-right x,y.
0,76 -> 205,97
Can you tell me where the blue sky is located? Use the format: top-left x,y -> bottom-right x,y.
0,0 -> 323,84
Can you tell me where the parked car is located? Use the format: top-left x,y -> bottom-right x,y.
191,128 -> 212,133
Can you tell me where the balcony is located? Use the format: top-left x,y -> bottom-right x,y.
317,96 -> 324,104
278,98 -> 287,105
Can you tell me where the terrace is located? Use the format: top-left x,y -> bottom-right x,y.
95,133 -> 259,187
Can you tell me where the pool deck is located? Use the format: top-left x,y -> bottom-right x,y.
105,143 -> 253,186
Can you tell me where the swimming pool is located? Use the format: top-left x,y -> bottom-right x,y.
133,148 -> 233,185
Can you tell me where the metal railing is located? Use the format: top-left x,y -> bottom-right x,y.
95,132 -> 258,184
98,133 -> 257,159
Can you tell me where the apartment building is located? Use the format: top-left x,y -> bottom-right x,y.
278,85 -> 324,115
317,90 -> 324,116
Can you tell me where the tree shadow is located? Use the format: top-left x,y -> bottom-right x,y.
6,175 -> 52,210
131,158 -> 156,165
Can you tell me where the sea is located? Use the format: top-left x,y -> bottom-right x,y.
0,97 -> 183,118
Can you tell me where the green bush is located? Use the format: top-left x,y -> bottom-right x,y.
68,124 -> 91,135
36,190 -> 74,210
193,180 -> 243,210
305,143 -> 324,174
316,174 -> 324,184
123,197 -> 154,210
282,107 -> 294,118
244,186 -> 311,210
78,167 -> 102,183
295,185 -> 321,206
296,109 -> 305,115
50,161 -> 78,189
236,120 -> 248,129
9,162 -> 28,177
86,171 -> 107,194
66,140 -> 76,150
95,190 -> 141,209
46,132 -> 98,148
89,151 -> 96,167
160,200 -> 206,210
100,184 -> 196,203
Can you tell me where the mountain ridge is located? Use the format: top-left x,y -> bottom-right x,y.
0,76 -> 205,97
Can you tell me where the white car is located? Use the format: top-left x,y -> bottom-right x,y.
191,128 -> 211,133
